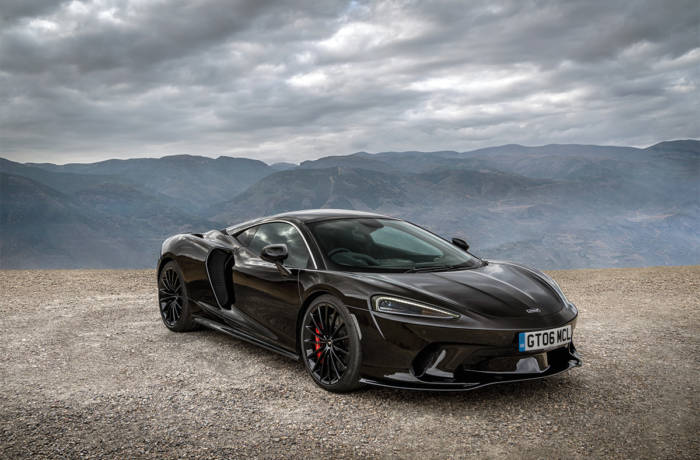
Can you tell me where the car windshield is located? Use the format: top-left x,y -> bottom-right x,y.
307,218 -> 482,272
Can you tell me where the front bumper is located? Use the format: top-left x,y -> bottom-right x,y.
359,342 -> 582,391
352,307 -> 582,391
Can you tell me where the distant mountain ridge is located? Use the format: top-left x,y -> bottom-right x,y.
24,155 -> 274,212
1,140 -> 698,269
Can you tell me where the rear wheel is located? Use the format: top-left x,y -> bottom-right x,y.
158,261 -> 197,332
301,295 -> 363,392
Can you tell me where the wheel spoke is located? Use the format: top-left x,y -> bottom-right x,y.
304,325 -> 323,338
334,322 -> 347,337
165,302 -> 173,323
168,273 -> 176,292
333,345 -> 349,355
317,306 -> 324,332
322,305 -> 329,333
328,351 -> 341,381
320,355 -> 327,382
330,348 -> 347,369
326,359 -> 333,383
310,311 -> 324,335
320,306 -> 328,334
311,348 -> 328,373
323,350 -> 332,383
328,309 -> 338,336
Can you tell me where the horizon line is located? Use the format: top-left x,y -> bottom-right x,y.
2,138 -> 697,167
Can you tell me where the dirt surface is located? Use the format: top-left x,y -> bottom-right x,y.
0,266 -> 698,459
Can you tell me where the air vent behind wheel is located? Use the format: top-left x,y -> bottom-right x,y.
205,248 -> 235,309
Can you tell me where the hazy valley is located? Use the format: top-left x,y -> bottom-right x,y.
1,140 -> 698,269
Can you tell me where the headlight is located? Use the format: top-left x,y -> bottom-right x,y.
371,296 -> 459,319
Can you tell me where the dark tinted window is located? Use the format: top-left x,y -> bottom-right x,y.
308,218 -> 481,272
235,226 -> 258,247
245,222 -> 311,269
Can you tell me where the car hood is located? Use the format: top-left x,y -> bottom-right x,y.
358,261 -> 566,320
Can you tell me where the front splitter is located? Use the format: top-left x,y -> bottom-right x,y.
359,354 -> 582,392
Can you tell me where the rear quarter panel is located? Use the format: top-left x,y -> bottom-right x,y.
159,234 -> 218,307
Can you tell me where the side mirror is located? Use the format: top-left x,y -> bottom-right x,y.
451,237 -> 469,251
260,244 -> 292,276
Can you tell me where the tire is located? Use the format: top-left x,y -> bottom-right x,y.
157,260 -> 197,332
300,295 -> 363,392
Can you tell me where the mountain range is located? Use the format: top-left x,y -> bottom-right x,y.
1,140 -> 698,269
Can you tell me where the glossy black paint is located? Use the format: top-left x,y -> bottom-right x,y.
158,209 -> 581,390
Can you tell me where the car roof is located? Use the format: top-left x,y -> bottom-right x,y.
270,208 -> 392,222
225,209 -> 394,233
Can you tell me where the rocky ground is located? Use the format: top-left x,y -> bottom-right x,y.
0,266 -> 698,459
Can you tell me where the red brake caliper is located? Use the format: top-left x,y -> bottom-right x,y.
314,327 -> 322,360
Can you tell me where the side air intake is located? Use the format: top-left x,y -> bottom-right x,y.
205,248 -> 235,309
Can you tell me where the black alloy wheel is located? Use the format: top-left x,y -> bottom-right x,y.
159,267 -> 183,326
301,296 -> 362,392
158,261 -> 196,332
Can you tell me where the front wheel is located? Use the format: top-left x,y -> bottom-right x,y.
300,295 -> 363,392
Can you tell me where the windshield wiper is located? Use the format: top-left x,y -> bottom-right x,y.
403,265 -> 448,273
443,262 -> 475,271
404,262 -> 475,273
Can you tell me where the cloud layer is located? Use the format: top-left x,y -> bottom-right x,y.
1,0 -> 698,163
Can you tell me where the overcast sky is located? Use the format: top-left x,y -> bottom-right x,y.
1,0 -> 698,164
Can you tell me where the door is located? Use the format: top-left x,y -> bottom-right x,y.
231,222 -> 312,352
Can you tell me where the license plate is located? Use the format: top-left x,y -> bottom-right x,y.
518,325 -> 572,352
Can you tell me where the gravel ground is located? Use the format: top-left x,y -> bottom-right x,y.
0,266 -> 698,459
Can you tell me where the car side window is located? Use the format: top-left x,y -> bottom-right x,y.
235,226 -> 258,247
245,222 -> 311,269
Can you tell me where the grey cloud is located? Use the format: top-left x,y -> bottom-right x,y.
0,0 -> 698,164
0,0 -> 66,25
1,1 -> 274,73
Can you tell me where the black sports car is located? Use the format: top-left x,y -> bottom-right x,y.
157,209 -> 581,392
